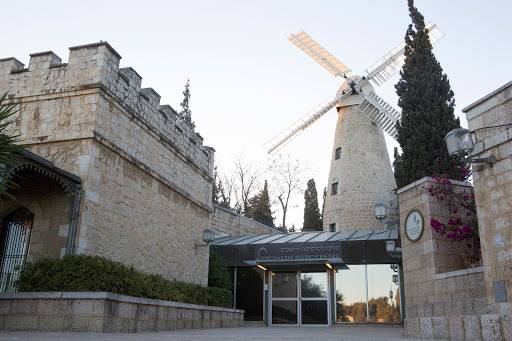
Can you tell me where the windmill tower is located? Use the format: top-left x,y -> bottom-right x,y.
263,24 -> 445,232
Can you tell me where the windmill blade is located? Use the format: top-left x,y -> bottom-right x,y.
365,23 -> 445,86
263,90 -> 353,154
289,31 -> 352,80
357,91 -> 402,139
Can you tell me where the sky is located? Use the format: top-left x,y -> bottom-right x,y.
4,0 -> 511,230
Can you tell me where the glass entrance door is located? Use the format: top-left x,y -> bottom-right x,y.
300,271 -> 329,325
270,270 -> 330,326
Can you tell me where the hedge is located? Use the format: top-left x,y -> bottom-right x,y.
16,254 -> 233,308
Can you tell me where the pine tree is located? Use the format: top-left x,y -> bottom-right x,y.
393,0 -> 462,189
248,180 -> 274,227
303,179 -> 322,231
179,79 -> 195,129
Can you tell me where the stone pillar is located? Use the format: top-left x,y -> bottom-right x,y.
462,81 -> 512,315
398,178 -> 471,317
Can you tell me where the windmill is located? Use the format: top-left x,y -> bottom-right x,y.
263,24 -> 445,232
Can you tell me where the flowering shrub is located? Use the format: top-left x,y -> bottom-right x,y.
428,167 -> 480,259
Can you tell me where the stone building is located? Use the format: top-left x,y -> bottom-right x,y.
399,81 -> 512,340
323,83 -> 398,233
463,81 -> 512,317
0,42 -> 215,286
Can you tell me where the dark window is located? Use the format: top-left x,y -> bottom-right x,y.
329,224 -> 336,232
334,148 -> 341,160
331,182 -> 338,195
236,267 -> 264,321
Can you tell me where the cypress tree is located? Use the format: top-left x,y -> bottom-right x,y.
248,180 -> 274,227
394,0 -> 462,189
179,79 -> 195,129
303,179 -> 322,231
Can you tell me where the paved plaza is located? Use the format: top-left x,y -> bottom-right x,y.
0,326 -> 422,341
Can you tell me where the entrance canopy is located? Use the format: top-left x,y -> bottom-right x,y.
211,230 -> 400,269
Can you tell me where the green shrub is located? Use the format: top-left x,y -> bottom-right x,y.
208,251 -> 232,291
17,254 -> 232,308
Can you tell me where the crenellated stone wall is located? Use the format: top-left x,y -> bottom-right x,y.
0,42 -> 215,285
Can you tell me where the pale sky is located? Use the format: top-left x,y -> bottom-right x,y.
4,0 -> 511,229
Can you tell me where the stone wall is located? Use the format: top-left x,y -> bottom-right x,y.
0,169 -> 71,262
0,42 -> 215,285
211,205 -> 282,237
463,81 -> 512,316
398,177 -> 488,339
0,292 -> 244,332
405,313 -> 512,340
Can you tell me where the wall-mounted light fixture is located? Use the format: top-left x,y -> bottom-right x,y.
445,125 -> 512,165
325,262 -> 333,270
257,264 -> 267,271
392,274 -> 399,285
195,228 -> 215,249
374,202 -> 387,221
386,240 -> 402,258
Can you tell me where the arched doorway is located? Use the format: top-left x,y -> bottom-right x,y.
0,207 -> 34,292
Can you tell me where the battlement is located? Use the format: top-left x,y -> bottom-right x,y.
0,42 -> 214,179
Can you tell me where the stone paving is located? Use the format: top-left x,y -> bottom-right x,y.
0,326 -> 423,341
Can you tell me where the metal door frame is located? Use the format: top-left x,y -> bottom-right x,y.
269,270 -> 331,327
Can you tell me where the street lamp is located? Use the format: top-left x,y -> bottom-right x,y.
374,202 -> 387,221
195,228 -> 215,248
445,128 -> 497,164
445,128 -> 474,157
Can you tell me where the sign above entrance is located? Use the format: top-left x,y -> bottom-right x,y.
254,242 -> 341,262
405,209 -> 424,242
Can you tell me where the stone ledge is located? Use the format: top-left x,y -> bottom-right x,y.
434,266 -> 484,280
397,176 -> 472,195
0,292 -> 245,332
0,292 -> 243,314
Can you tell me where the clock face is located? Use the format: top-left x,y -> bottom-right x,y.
405,210 -> 424,242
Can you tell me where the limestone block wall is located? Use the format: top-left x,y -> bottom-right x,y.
398,178 -> 487,329
0,42 -> 216,285
463,81 -> 512,316
405,313 -> 512,340
0,292 -> 244,332
323,105 -> 398,232
0,172 -> 70,261
0,43 -> 214,210
211,205 -> 282,237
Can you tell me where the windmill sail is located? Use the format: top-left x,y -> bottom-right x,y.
365,23 -> 445,86
357,91 -> 402,139
289,31 -> 352,79
263,91 -> 353,154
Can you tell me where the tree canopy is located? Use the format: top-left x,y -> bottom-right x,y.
393,0 -> 462,188
248,180 -> 274,227
0,92 -> 25,200
303,179 -> 322,231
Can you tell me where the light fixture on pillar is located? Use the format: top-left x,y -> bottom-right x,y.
195,228 -> 215,249
386,240 -> 402,258
374,202 -> 387,221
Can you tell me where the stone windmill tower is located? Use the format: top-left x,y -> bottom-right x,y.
263,25 -> 445,232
